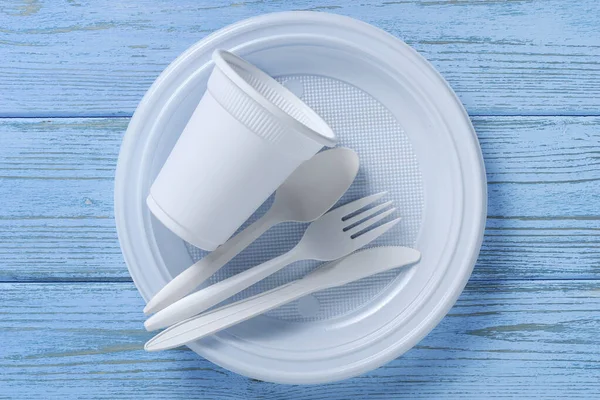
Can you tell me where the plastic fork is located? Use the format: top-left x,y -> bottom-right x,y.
145,192 -> 400,331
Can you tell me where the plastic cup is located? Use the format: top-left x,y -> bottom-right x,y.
147,49 -> 336,251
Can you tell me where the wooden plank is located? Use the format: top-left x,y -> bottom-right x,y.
478,116 -> 600,280
0,116 -> 599,280
0,0 -> 599,116
0,280 -> 599,399
0,118 -> 123,280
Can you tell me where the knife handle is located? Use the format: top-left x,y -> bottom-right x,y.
145,281 -> 310,351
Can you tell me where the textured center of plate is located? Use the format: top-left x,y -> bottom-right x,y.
186,75 -> 424,323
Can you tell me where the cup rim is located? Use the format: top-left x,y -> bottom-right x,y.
212,49 -> 337,147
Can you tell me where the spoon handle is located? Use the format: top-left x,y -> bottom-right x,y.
144,211 -> 278,315
144,249 -> 300,331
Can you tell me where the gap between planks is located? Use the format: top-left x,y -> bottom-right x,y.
1,278 -> 599,284
2,113 -> 600,119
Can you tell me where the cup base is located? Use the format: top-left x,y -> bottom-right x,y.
146,194 -> 219,251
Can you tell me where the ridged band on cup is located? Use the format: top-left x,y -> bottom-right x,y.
208,68 -> 290,145
207,51 -> 335,158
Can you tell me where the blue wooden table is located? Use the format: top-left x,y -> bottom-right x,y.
1,1 -> 599,398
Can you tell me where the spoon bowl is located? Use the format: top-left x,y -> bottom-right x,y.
272,147 -> 359,222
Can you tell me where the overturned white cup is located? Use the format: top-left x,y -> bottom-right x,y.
147,50 -> 336,251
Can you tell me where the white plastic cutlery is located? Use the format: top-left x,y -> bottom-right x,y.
145,246 -> 420,351
144,147 -> 359,315
145,192 -> 399,331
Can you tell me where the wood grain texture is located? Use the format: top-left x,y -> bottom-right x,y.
1,280 -> 599,399
1,116 -> 598,280
0,119 -> 124,280
1,0 -> 599,116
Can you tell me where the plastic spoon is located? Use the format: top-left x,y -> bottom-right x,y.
145,192 -> 398,331
144,147 -> 359,315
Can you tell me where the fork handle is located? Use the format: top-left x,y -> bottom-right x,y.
143,211 -> 278,315
145,281 -> 311,351
144,248 -> 301,331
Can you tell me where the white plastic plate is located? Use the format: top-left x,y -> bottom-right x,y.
115,11 -> 487,384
